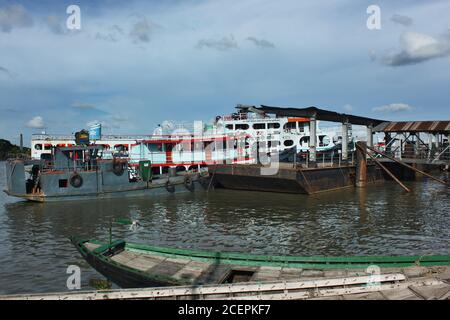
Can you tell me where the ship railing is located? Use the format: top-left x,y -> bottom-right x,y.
38,159 -> 104,173
371,142 -> 450,163
271,148 -> 357,168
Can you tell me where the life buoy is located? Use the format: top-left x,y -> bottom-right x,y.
112,161 -> 124,176
165,180 -> 175,193
70,173 -> 83,188
184,176 -> 194,192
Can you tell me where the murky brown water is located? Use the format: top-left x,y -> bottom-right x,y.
0,161 -> 449,294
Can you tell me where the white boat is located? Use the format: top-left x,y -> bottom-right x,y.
30,105 -> 361,170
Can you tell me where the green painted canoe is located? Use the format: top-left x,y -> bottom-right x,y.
71,237 -> 450,288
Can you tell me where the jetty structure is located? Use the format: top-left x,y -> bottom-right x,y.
211,105 -> 450,194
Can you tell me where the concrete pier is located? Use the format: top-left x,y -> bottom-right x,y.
308,114 -> 317,168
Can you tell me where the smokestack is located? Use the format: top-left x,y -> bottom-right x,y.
20,133 -> 23,152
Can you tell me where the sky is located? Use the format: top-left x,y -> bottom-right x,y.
1,0 -> 450,145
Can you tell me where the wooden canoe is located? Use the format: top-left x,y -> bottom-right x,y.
71,237 -> 450,288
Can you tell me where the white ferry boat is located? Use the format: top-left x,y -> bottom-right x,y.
30,105 -> 360,171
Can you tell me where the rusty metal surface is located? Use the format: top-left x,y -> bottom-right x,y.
213,164 -> 384,194
374,121 -> 450,133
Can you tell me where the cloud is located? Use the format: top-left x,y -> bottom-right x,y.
44,15 -> 65,35
71,102 -> 97,110
372,103 -> 413,113
0,4 -> 33,33
390,14 -> 413,27
246,37 -> 275,49
129,17 -> 158,43
95,25 -> 124,42
26,116 -> 45,128
382,32 -> 450,66
196,35 -> 238,51
111,114 -> 128,122
343,104 -> 353,112
0,66 -> 14,78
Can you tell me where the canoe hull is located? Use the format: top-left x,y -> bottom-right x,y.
73,239 -> 180,288
71,238 -> 450,289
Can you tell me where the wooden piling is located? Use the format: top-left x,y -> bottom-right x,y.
355,141 -> 367,187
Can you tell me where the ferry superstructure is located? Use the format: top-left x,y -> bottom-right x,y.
30,105 -> 361,169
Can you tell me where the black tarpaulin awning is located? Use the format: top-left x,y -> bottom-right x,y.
253,105 -> 386,126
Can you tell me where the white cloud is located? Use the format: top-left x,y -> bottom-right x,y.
372,103 -> 412,113
44,15 -> 65,35
26,116 -> 45,128
0,4 -> 33,33
343,104 -> 353,112
382,32 -> 450,66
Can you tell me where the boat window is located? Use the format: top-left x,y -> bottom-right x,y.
297,122 -> 305,132
115,144 -> 129,151
284,140 -> 294,147
300,136 -> 310,146
34,144 -> 42,150
268,123 -> 280,129
148,143 -> 163,152
44,144 -> 52,150
58,179 -> 68,188
235,124 -> 249,130
253,123 -> 266,130
283,122 -> 296,130
320,135 -> 331,146
225,124 -> 234,130
179,142 -> 192,151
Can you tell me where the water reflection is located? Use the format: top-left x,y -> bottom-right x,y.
0,161 -> 449,294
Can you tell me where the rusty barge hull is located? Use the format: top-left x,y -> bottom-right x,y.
212,163 -> 384,194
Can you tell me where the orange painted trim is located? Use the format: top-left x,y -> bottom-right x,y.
288,117 -> 310,123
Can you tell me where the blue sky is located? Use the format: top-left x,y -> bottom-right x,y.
1,0 -> 450,145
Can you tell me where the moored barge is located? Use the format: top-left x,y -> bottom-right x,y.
4,145 -> 210,202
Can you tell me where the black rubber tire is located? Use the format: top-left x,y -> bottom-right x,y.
70,173 -> 83,188
165,181 -> 175,193
112,161 -> 124,176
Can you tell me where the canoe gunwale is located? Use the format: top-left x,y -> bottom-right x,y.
72,237 -> 450,270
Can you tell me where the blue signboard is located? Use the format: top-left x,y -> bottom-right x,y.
89,123 -> 102,140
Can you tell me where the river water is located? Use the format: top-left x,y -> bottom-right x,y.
0,161 -> 449,294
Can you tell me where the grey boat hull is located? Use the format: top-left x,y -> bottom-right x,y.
4,178 -> 209,202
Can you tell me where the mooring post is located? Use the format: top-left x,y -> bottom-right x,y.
355,141 -> 367,188
341,120 -> 349,164
19,133 -> 23,152
309,114 -> 317,168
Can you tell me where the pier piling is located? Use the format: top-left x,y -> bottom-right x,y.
308,114 -> 317,168
355,141 -> 367,188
